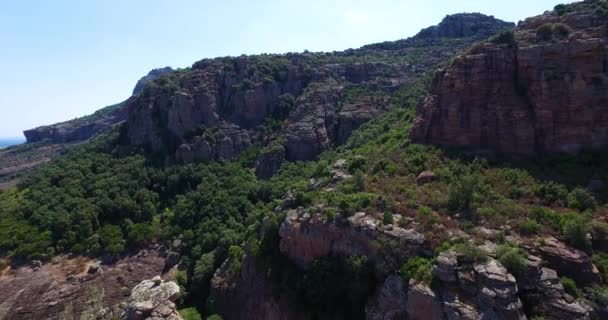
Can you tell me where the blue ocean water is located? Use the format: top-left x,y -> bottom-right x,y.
0,137 -> 25,149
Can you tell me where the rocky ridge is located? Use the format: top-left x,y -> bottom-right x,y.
411,1 -> 608,157
23,67 -> 174,144
123,13 -> 514,167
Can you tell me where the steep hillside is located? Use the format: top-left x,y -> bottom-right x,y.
1,4 -> 608,320
123,13 -> 513,170
411,0 -> 608,158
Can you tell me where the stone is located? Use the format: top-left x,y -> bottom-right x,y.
88,262 -> 101,274
416,170 -> 438,185
124,277 -> 181,320
433,250 -> 458,283
538,237 -> 602,286
255,146 -> 285,179
164,251 -> 180,270
406,281 -> 444,320
365,275 -> 408,320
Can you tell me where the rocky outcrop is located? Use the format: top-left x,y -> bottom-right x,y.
517,255 -> 592,320
175,122 -> 251,163
538,237 -> 602,287
24,102 -> 127,143
0,249 -> 168,320
411,4 -> 608,157
255,145 -> 285,179
365,275 -> 408,320
123,276 -> 181,320
132,67 -> 174,95
122,14 -> 514,163
415,13 -> 515,40
278,209 -> 425,269
208,253 -> 306,320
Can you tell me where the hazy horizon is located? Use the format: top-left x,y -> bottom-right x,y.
0,0 -> 575,138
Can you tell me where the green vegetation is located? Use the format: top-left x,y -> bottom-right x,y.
489,29 -> 515,45
399,257 -> 433,284
496,244 -> 527,275
178,307 -> 203,320
561,277 -> 582,298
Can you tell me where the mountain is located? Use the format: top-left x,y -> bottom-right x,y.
123,13 -> 513,171
1,3 -> 608,320
23,67 -> 174,144
411,1 -> 608,158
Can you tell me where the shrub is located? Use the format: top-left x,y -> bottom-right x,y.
552,23 -> 572,38
561,216 -> 590,250
348,156 -> 367,172
591,222 -> 608,250
399,257 -> 433,284
567,188 -> 597,211
496,244 -> 527,275
383,212 -> 394,225
454,241 -> 488,263
586,285 -> 608,306
418,206 -> 432,216
593,253 -> 608,284
489,29 -> 515,46
554,4 -> 569,16
533,182 -> 568,205
206,315 -> 223,320
447,174 -> 481,213
178,308 -> 202,320
519,219 -> 541,235
326,208 -> 336,221
561,277 -> 581,298
536,23 -> 554,41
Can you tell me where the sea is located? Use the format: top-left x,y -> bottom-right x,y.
0,137 -> 26,149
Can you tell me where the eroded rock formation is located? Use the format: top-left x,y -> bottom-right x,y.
411,4 -> 608,157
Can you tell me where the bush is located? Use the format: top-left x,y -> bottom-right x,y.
178,308 -> 202,320
418,206 -> 432,216
536,24 -> 554,41
586,285 -> 608,306
399,257 -> 433,284
554,4 -> 569,16
489,30 -> 515,46
591,222 -> 608,250
519,219 -> 541,235
567,188 -> 597,211
454,241 -> 488,263
348,156 -> 367,172
496,244 -> 527,275
561,277 -> 581,298
447,174 -> 481,213
552,23 -> 572,38
206,315 -> 223,320
561,216 -> 590,250
383,212 -> 394,225
593,253 -> 608,284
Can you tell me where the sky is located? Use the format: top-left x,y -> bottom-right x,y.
0,0 -> 575,138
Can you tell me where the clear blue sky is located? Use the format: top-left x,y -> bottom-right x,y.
0,0 -> 573,138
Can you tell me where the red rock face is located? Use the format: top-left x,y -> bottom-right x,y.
411,8 -> 608,158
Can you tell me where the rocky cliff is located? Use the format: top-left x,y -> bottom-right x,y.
132,67 -> 174,95
411,1 -> 608,157
123,13 -> 513,166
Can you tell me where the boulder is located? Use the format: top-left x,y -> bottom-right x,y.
432,250 -> 458,283
255,146 -> 285,179
406,282 -> 444,320
538,237 -> 602,286
124,277 -> 181,320
416,171 -> 438,185
164,251 -> 180,271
